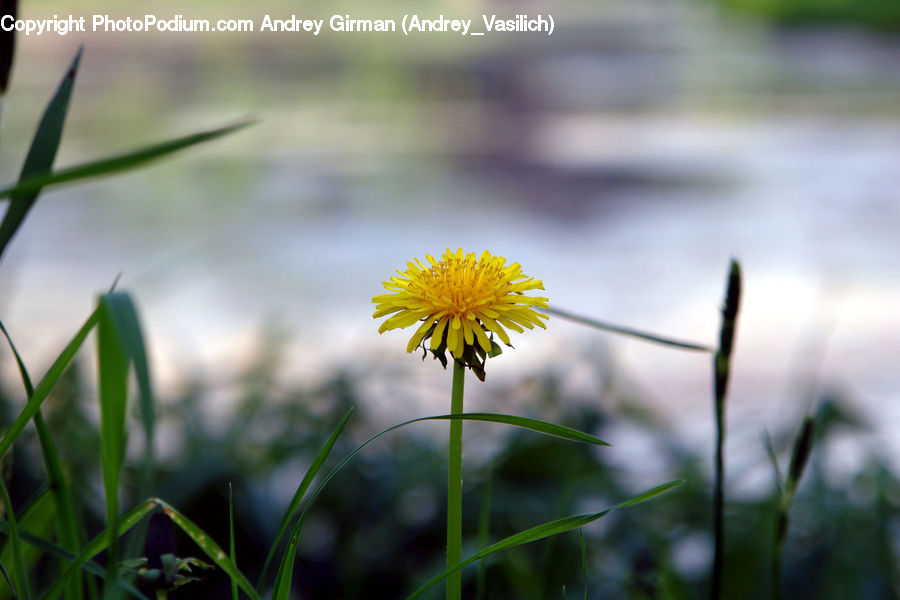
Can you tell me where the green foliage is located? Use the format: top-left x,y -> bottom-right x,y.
715,0 -> 900,32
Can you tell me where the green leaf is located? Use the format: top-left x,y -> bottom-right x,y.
97,293 -> 155,496
405,481 -> 682,599
0,47 -> 81,260
259,407 -> 353,592
0,121 -> 255,201
0,321 -> 83,600
0,308 -> 100,460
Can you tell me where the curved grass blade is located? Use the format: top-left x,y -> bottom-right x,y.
0,121 -> 256,201
0,320 -> 83,600
37,500 -> 158,600
544,306 -> 713,353
153,500 -> 260,600
0,479 -> 28,600
258,407 -> 354,591
268,413 -> 610,596
427,413 -> 609,446
0,519 -> 147,600
406,481 -> 682,600
0,307 -> 100,459
0,47 -> 81,261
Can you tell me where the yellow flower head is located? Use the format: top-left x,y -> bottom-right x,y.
373,248 -> 548,377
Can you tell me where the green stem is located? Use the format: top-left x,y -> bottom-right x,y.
156,592 -> 167,600
447,361 -> 465,600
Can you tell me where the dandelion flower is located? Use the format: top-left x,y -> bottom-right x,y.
373,248 -> 548,376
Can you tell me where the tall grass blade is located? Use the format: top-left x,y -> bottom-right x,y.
0,121 -> 255,201
0,321 -> 83,600
0,47 -> 81,261
97,293 -> 155,497
545,307 -> 713,353
0,308 -> 99,459
405,481 -> 681,599
96,297 -> 131,599
258,407 -> 354,590
711,259 -> 741,600
771,415 -> 816,600
37,500 -> 158,600
0,479 -> 28,600
269,413 -> 612,597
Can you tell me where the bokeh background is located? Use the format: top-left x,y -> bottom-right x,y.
1,0 -> 899,598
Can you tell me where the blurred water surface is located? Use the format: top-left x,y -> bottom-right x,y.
0,0 -> 898,470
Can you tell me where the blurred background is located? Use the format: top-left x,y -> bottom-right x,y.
0,0 -> 899,597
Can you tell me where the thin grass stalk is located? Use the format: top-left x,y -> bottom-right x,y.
770,415 -> 815,600
711,260 -> 741,600
446,361 -> 465,600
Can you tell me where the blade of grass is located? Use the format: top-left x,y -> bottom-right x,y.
771,415 -> 816,600
96,297 -> 130,599
152,500 -> 260,600
229,484 -> 238,600
268,412 -> 611,596
257,407 -> 354,591
544,306 -> 714,353
0,308 -> 99,459
711,259 -> 741,600
98,293 -> 154,497
0,321 -> 83,600
579,529 -> 587,600
0,121 -> 255,201
36,500 -> 158,600
0,478 -> 28,600
0,47 -> 81,261
405,481 -> 682,600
